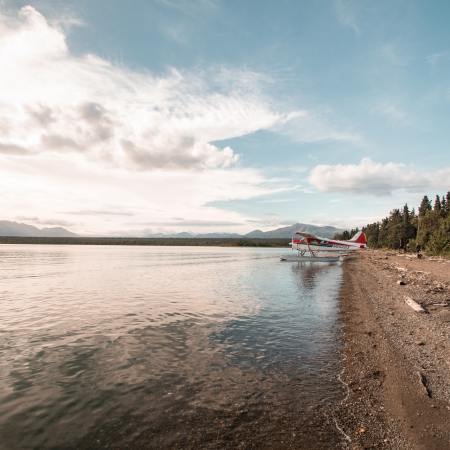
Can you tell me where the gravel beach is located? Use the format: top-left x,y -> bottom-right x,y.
336,250 -> 450,449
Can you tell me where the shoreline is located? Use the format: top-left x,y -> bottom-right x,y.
336,250 -> 450,449
0,236 -> 288,247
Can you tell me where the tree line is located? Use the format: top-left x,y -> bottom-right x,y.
334,192 -> 450,255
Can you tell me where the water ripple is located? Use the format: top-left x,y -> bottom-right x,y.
0,244 -> 344,449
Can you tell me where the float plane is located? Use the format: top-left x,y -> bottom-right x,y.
290,230 -> 367,254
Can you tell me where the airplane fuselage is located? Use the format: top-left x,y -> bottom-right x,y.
292,237 -> 365,252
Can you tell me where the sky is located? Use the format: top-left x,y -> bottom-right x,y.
1,0 -> 449,236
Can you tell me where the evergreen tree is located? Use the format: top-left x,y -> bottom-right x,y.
427,216 -> 450,255
356,192 -> 448,255
387,209 -> 404,249
400,203 -> 416,245
378,217 -> 389,248
329,192 -> 449,255
434,195 -> 441,212
363,222 -> 380,248
402,204 -> 410,224
417,210 -> 435,248
418,195 -> 431,217
441,196 -> 447,218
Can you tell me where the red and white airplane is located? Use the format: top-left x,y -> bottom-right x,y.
290,230 -> 367,253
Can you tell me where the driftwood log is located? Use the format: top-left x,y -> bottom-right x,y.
404,296 -> 425,313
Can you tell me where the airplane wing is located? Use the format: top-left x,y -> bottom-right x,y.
293,231 -> 319,240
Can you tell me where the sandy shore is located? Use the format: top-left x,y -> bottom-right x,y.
336,250 -> 450,449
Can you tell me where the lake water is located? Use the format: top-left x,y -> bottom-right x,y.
0,245 -> 344,449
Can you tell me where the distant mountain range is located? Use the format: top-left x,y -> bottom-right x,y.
0,221 -> 78,238
0,220 -> 342,239
140,223 -> 342,239
243,223 -> 342,239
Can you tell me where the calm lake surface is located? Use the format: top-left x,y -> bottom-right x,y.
0,245 -> 344,449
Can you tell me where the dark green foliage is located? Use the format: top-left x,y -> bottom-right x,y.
333,228 -> 358,240
342,230 -> 351,240
402,203 -> 417,243
339,192 -> 450,255
418,195 -> 432,217
440,197 -> 447,217
426,216 -> 450,254
434,195 -> 441,212
364,222 -> 380,248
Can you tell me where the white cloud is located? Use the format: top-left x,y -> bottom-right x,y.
374,101 -> 408,124
0,151 -> 292,234
335,0 -> 359,34
0,5 -> 286,171
309,158 -> 450,195
379,43 -> 409,67
0,5 -> 306,234
156,0 -> 218,17
426,50 -> 450,67
274,111 -> 361,144
0,5 -> 368,235
15,216 -> 76,227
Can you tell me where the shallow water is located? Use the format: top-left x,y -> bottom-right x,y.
0,245 -> 344,449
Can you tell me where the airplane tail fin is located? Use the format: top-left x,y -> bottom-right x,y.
349,231 -> 367,245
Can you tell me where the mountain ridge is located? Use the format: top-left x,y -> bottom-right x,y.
140,223 -> 342,239
0,221 -> 78,238
0,220 -> 342,239
243,223 -> 342,239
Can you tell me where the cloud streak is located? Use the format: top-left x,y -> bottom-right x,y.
274,111 -> 361,144
16,216 -> 75,227
133,219 -> 243,227
335,0 -> 359,34
374,101 -> 408,124
64,209 -> 135,217
0,6 -> 287,171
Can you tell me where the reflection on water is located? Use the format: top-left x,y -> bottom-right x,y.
0,245 -> 344,449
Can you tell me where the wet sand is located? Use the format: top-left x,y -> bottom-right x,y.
336,250 -> 450,449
